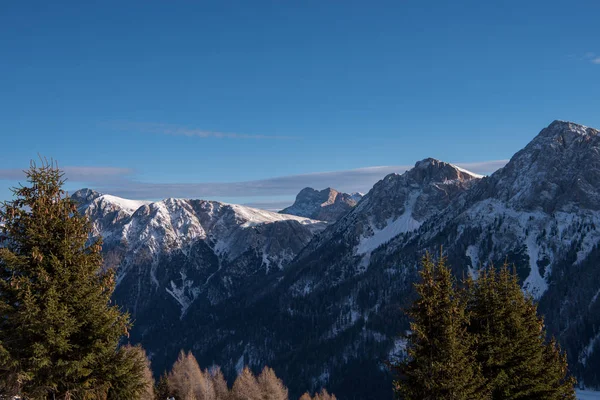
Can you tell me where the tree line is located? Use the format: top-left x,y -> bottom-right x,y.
391,253 -> 576,399
0,161 -> 578,399
0,161 -> 336,399
155,350 -> 335,400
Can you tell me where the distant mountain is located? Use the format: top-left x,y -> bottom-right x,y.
72,189 -> 325,366
75,121 -> 600,399
280,187 -> 363,222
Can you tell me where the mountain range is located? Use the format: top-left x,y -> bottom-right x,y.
73,120 -> 600,399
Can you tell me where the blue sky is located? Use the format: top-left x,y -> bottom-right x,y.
2,1 -> 599,209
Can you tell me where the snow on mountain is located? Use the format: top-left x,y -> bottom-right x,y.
372,121 -> 600,388
72,189 -> 326,321
355,190 -> 422,255
286,158 -> 481,297
68,121 -> 600,398
280,187 -> 362,222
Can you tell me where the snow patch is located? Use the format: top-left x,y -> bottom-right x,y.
451,164 -> 485,179
523,233 -> 548,299
580,331 -> 600,366
591,288 -> 600,308
356,191 -> 422,255
99,195 -> 150,214
466,244 -> 480,279
165,271 -> 199,319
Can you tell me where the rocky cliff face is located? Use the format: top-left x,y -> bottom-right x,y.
72,190 -> 326,365
280,187 -> 362,222
76,121 -> 600,399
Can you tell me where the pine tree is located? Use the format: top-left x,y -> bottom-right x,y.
467,263 -> 576,399
168,350 -> 216,400
208,367 -> 230,400
155,372 -> 171,400
393,252 -> 487,400
312,388 -> 336,400
105,344 -> 155,400
257,366 -> 288,400
0,160 -> 146,398
231,366 -> 262,400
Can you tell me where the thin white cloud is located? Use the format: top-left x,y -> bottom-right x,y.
1,159 -> 508,206
93,159 -> 508,201
111,121 -> 295,140
0,166 -> 133,183
454,160 -> 508,175
582,52 -> 600,64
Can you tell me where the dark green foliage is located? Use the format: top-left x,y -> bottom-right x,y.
393,252 -> 486,400
155,372 -> 171,400
468,264 -> 576,399
393,255 -> 577,400
0,160 -> 148,399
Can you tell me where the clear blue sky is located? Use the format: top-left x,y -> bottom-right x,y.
2,1 -> 600,208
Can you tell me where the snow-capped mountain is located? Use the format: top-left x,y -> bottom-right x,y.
180,121 -> 600,398
72,189 -> 325,326
280,187 -> 363,222
287,158 -> 482,289
74,121 -> 600,399
381,120 -> 600,386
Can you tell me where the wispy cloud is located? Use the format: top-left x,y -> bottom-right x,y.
583,52 -> 600,65
1,160 -> 508,208
110,121 -> 295,140
0,166 -> 133,183
93,159 -> 508,201
454,160 -> 508,175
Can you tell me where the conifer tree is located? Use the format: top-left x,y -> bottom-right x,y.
467,263 -> 576,400
231,366 -> 261,400
312,388 -> 337,400
208,367 -> 230,400
155,372 -> 172,400
168,350 -> 215,400
393,252 -> 486,400
257,366 -> 288,400
105,344 -> 155,400
0,160 -> 146,399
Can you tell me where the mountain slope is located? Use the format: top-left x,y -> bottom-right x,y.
280,187 -> 363,222
377,120 -> 600,387
72,189 -> 326,364
75,121 -> 600,399
179,122 -> 600,398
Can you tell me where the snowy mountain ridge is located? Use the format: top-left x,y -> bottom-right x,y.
280,187 -> 363,222
72,189 -> 326,319
73,120 -> 600,398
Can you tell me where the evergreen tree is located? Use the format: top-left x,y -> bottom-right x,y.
0,160 -> 146,399
208,367 -> 230,400
105,344 -> 155,400
312,388 -> 336,400
257,366 -> 288,400
467,263 -> 576,399
231,367 -> 261,400
168,350 -> 213,400
155,372 -> 171,400
393,252 -> 487,400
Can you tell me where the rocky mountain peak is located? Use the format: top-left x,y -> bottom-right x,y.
478,120 -> 600,212
70,188 -> 102,206
280,187 -> 361,222
409,158 -> 481,184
